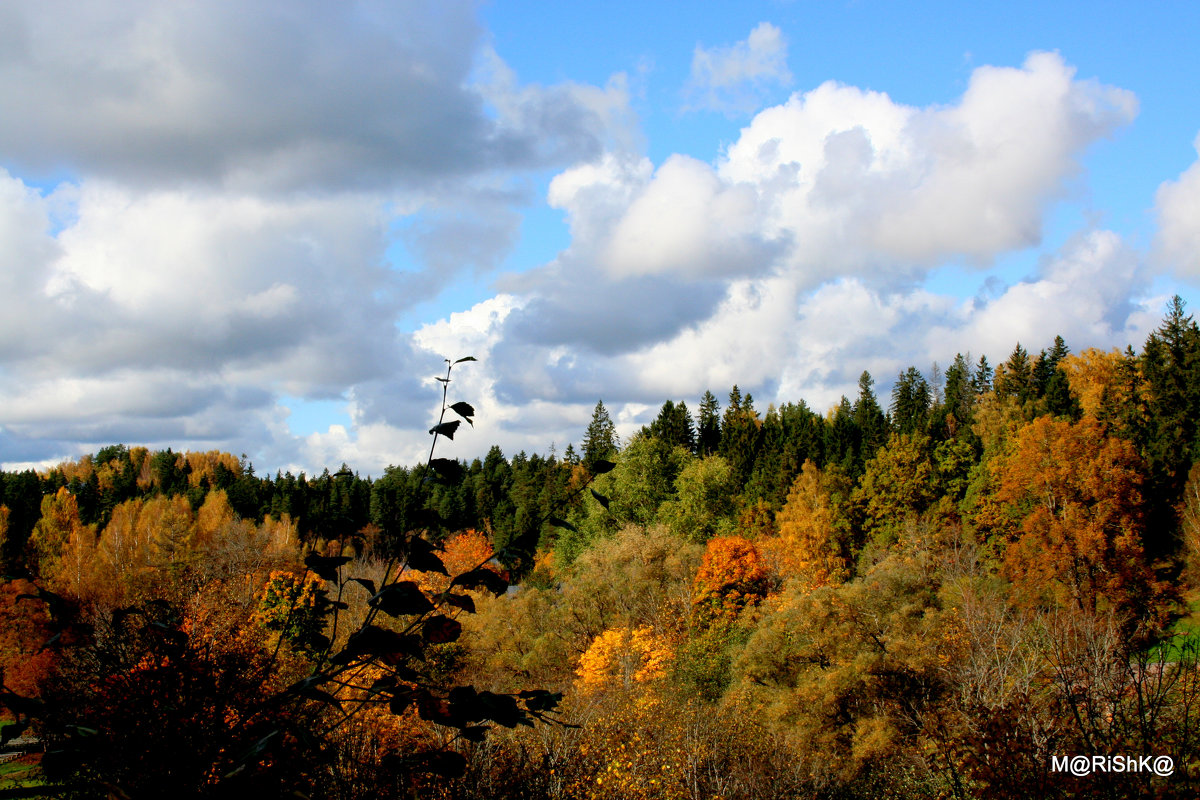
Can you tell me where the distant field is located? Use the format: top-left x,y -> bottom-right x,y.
0,755 -> 43,790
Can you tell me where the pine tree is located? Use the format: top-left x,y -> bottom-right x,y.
697,391 -> 722,456
853,371 -> 888,467
1141,296 -> 1200,533
995,344 -> 1033,403
972,355 -> 993,395
720,386 -> 762,486
889,367 -> 931,435
941,353 -> 975,429
582,400 -> 618,473
648,400 -> 696,453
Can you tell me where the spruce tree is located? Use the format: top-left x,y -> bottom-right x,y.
972,355 -> 993,395
581,400 -> 618,473
1142,296 -> 1200,499
889,366 -> 931,435
720,386 -> 762,486
697,391 -> 722,456
853,371 -> 888,466
649,400 -> 696,453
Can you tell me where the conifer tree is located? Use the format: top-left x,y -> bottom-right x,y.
720,386 -> 762,486
889,367 -> 931,435
582,400 -> 618,473
697,391 -> 722,456
1142,296 -> 1200,492
648,400 -> 696,453
972,355 -> 993,395
995,344 -> 1033,403
853,371 -> 888,467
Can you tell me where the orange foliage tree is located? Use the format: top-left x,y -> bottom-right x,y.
987,416 -> 1167,622
0,578 -> 58,697
692,535 -> 768,622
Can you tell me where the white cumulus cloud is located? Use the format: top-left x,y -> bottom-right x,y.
1154,132 -> 1200,280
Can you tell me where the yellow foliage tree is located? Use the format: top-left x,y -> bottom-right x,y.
28,488 -> 96,590
576,625 -> 673,692
1060,347 -> 1126,419
766,461 -> 848,587
196,489 -> 236,545
412,528 -> 495,595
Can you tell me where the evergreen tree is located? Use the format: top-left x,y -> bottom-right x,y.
581,400 -> 618,473
824,397 -> 859,475
853,371 -> 888,467
972,355 -> 994,395
562,443 -> 581,466
697,391 -> 722,456
1142,296 -> 1200,507
720,386 -> 762,486
995,344 -> 1033,403
648,400 -> 696,453
939,353 -> 976,433
889,367 -> 931,435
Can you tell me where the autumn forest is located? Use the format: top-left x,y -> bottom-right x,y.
3,298 -> 1200,799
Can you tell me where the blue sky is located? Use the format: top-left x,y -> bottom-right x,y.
1,0 -> 1198,476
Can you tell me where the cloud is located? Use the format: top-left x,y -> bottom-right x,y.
0,1 -> 644,473
685,22 -> 792,114
387,223 -> 1161,462
1154,132 -> 1200,280
0,38 -> 1169,476
494,51 -> 1138,370
0,1 -> 629,192
720,51 -> 1138,276
621,228 -> 1158,418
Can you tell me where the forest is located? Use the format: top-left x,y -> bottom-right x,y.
2,297 -> 1200,799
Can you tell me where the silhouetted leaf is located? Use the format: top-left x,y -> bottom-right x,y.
518,689 -> 564,713
453,356 -> 477,364
591,459 -> 616,474
451,568 -> 508,596
548,516 -> 577,532
590,489 -> 610,510
342,625 -> 424,662
299,687 -> 343,710
369,581 -> 435,617
406,536 -> 448,575
429,420 -> 461,440
422,615 -> 462,644
304,553 -> 351,582
409,506 -> 444,530
449,401 -> 475,426
441,592 -> 476,614
459,725 -> 490,742
477,691 -> 522,728
428,458 -> 464,484
417,695 -> 454,725
349,578 -> 376,596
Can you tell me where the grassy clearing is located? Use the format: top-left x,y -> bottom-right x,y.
1151,590 -> 1200,661
0,756 -> 44,789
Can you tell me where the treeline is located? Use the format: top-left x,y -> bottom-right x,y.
440,297 -> 1200,799
2,297 -> 1200,798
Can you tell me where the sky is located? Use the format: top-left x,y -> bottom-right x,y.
2,0 -> 1199,477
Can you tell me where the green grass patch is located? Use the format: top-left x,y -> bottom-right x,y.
0,757 -> 45,789
1151,590 -> 1200,661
